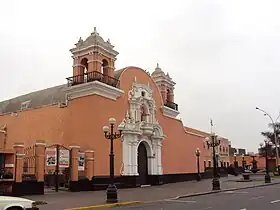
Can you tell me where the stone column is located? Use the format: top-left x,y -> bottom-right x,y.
156,141 -> 163,175
131,142 -> 139,175
150,142 -> 157,175
85,150 -> 94,180
122,136 -> 130,175
35,140 -> 46,182
13,143 -> 25,183
69,146 -> 80,182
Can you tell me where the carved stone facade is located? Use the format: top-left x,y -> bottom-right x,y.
119,79 -> 165,176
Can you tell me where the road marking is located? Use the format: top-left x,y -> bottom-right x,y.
250,196 -> 264,200
240,208 -> 246,210
270,199 -> 280,204
164,199 -> 196,203
224,191 -> 248,194
195,207 -> 212,210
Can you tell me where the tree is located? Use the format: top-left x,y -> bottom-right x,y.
258,122 -> 280,157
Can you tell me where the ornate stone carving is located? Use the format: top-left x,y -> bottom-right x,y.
120,80 -> 165,176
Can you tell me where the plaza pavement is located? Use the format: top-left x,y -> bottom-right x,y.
114,184 -> 280,210
24,175 -> 280,210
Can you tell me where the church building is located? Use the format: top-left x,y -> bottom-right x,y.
0,27 -> 230,189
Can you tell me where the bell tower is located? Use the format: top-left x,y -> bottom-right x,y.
70,27 -> 118,84
151,63 -> 176,104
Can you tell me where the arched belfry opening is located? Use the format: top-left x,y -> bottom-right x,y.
80,58 -> 88,74
68,27 -> 119,87
101,59 -> 109,75
166,89 -> 172,102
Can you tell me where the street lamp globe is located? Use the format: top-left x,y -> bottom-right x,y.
195,148 -> 201,156
118,122 -> 125,132
109,118 -> 116,125
216,136 -> 222,145
103,126 -> 110,133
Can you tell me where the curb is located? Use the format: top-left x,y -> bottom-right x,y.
65,201 -> 144,210
174,181 -> 280,199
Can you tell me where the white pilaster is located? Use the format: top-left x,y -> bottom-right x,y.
156,142 -> 163,175
131,142 -> 138,175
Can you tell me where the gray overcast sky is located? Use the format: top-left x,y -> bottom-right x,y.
1,0 -> 280,152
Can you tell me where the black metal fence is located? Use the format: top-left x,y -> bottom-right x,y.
66,71 -> 120,88
164,101 -> 179,111
23,146 -> 37,180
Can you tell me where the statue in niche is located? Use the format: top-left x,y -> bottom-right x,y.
140,105 -> 145,122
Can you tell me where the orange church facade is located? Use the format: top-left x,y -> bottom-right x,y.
0,28 -> 232,193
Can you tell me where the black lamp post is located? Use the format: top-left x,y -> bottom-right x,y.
195,148 -> 201,181
233,154 -> 238,168
206,133 -> 221,191
102,118 -> 123,203
251,155 -> 257,169
264,139 -> 272,183
256,107 -> 280,175
242,154 -> 246,169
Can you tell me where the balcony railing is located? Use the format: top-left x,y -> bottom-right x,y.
164,101 -> 178,111
66,71 -> 120,88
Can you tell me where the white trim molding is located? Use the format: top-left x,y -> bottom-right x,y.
85,150 -> 95,153
35,142 -> 47,147
65,80 -> 124,101
13,144 -> 24,148
161,105 -> 180,119
69,145 -> 81,149
16,153 -> 25,157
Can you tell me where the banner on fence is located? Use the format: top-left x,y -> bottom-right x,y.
59,149 -> 70,168
78,152 -> 85,171
46,148 -> 56,166
46,148 -> 70,168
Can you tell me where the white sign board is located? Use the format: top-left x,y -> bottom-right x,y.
46,148 -> 56,166
59,149 -> 70,168
78,152 -> 85,171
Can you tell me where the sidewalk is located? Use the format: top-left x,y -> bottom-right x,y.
24,176 -> 280,210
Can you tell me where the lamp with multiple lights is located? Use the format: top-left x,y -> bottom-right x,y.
256,106 -> 280,175
264,139 -> 273,183
242,154 -> 246,169
206,133 -> 221,190
102,118 -> 123,203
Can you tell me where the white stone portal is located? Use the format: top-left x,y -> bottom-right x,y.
118,80 -> 165,176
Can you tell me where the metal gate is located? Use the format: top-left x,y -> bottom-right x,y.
44,144 -> 71,192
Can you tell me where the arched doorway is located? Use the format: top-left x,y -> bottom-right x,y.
137,142 -> 148,185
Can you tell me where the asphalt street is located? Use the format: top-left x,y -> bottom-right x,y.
113,184 -> 280,210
